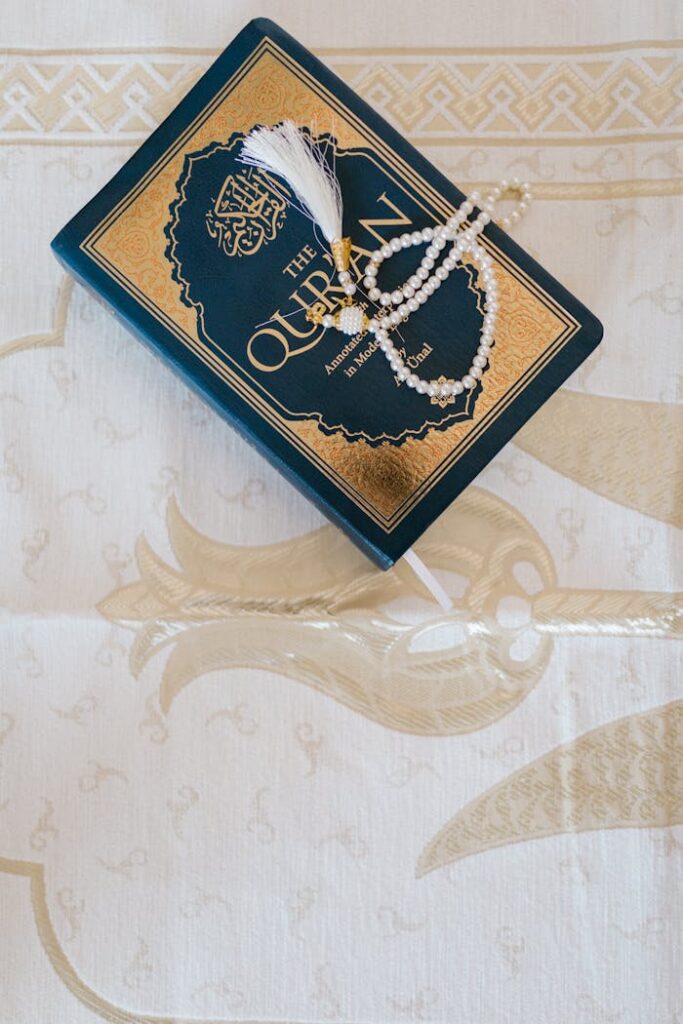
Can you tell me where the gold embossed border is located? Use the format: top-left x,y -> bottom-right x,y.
79,35 -> 580,531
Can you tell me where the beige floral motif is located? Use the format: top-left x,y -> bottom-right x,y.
286,886 -> 317,941
123,937 -> 154,990
98,492 -> 680,742
16,630 -> 42,679
21,528 -> 50,582
205,703 -> 259,735
495,925 -> 525,976
318,825 -> 368,860
246,787 -> 275,845
1,442 -> 24,494
377,904 -> 427,937
58,483 -> 107,516
56,887 -> 85,942
97,848 -> 148,880
29,798 -> 58,852
50,690 -> 98,727
78,761 -> 128,793
311,963 -> 341,1020
386,756 -> 440,788
515,390 -> 683,529
167,784 -> 199,840
180,888 -> 230,920
138,694 -> 169,744
389,986 -> 439,1020
0,276 -> 73,362
417,700 -> 683,876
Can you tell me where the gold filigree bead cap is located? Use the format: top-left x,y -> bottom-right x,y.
331,236 -> 352,274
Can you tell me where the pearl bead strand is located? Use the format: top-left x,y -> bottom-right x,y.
324,179 -> 531,398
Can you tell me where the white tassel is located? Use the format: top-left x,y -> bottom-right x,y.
239,120 -> 343,245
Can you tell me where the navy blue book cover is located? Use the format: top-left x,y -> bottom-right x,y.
51,17 -> 603,568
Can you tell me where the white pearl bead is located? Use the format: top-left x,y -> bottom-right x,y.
417,290 -> 429,304
452,380 -> 464,395
381,244 -> 393,258
338,270 -> 351,284
391,289 -> 403,305
462,374 -> 476,389
390,237 -> 402,253
411,231 -> 423,245
389,310 -> 401,326
473,354 -> 487,368
402,284 -> 415,299
427,384 -> 437,397
371,250 -> 382,262
443,257 -> 456,272
400,232 -> 412,248
416,267 -> 429,281
422,227 -> 434,241
379,338 -> 391,351
431,276 -> 441,289
376,329 -> 388,342
435,266 -> 448,281
416,381 -> 428,394
470,366 -> 483,379
380,292 -> 391,306
367,319 -> 377,333
478,344 -> 492,355
421,256 -> 435,271
363,277 -> 376,290
369,287 -> 381,301
397,366 -> 409,381
344,283 -> 356,296
434,236 -> 446,251
409,275 -> 422,290
426,245 -> 438,259
407,374 -> 419,388
322,314 -> 334,328
407,297 -> 419,313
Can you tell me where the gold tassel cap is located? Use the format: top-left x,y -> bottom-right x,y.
330,236 -> 352,274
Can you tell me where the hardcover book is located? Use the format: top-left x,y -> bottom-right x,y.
51,17 -> 603,568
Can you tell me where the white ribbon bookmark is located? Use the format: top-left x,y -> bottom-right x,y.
402,547 -> 453,612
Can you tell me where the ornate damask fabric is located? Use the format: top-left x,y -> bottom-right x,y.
0,2 -> 681,1022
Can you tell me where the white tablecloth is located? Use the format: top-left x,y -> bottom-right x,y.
1,2 -> 681,1021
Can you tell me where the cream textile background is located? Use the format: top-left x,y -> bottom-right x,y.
0,1 -> 682,1022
